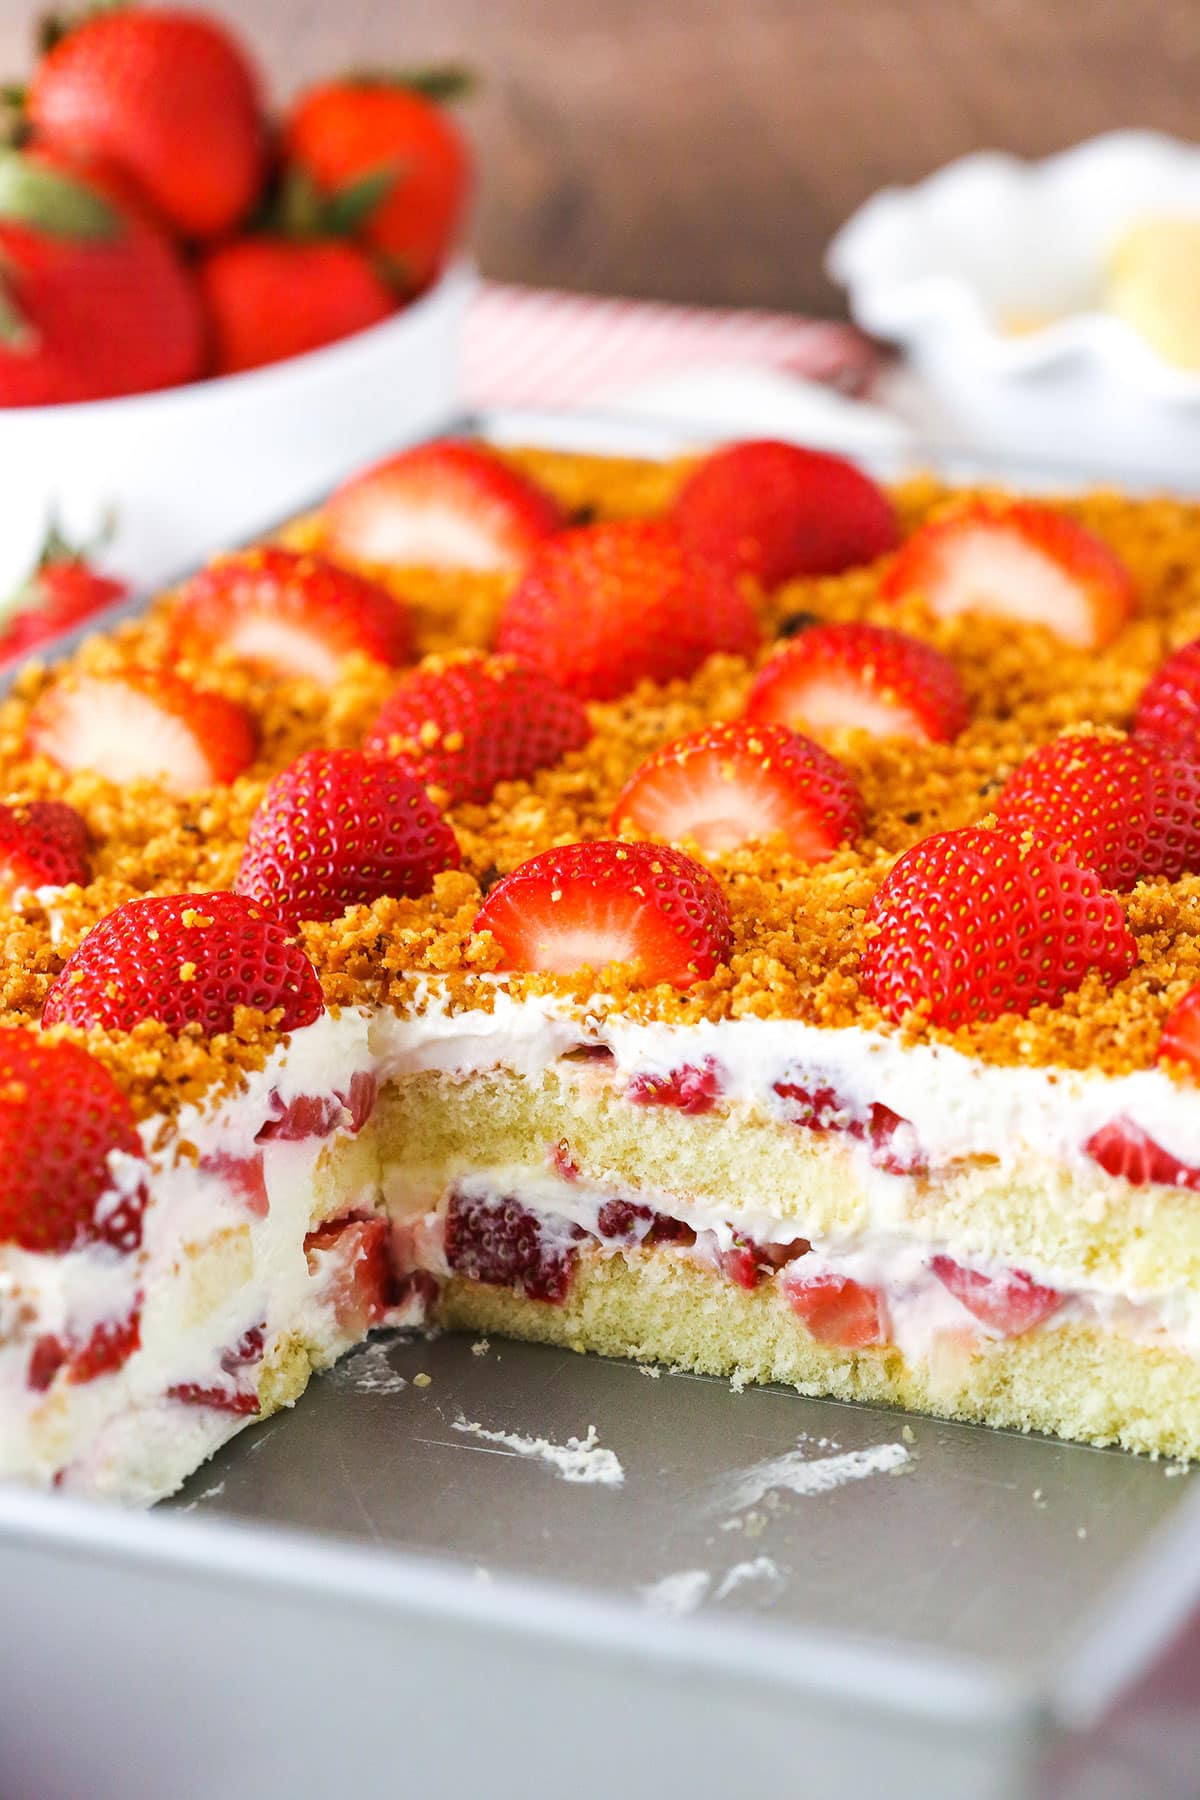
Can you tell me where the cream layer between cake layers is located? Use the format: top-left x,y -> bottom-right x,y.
6,987 -> 1200,1504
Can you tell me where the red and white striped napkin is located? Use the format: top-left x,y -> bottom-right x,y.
460,280 -> 882,411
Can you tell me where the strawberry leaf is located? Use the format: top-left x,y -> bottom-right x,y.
345,64 -> 475,103
0,271 -> 35,350
0,151 -> 116,239
324,163 -> 400,235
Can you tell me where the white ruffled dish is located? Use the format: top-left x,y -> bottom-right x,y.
827,132 -> 1200,479
0,259 -> 475,596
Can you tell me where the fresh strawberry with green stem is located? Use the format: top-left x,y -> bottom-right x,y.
475,840 -> 733,988
995,730 -> 1200,890
27,8 -> 266,240
363,651 -> 591,804
42,891 -> 325,1036
496,520 -> 761,702
612,720 -> 863,860
198,237 -> 395,378
672,439 -> 899,587
235,748 -> 460,928
0,146 -> 205,405
862,825 -> 1137,1028
321,441 -> 564,574
745,621 -> 968,744
170,547 -> 413,684
0,1029 -> 146,1254
0,519 -> 127,663
282,71 -> 473,294
27,668 -> 256,794
0,797 -> 90,897
880,500 -> 1134,650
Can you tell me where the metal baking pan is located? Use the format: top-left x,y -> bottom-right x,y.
2,411 -> 1199,1800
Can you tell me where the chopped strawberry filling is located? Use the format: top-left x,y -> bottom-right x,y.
28,1308 -> 141,1391
783,1272 -> 887,1347
626,1060 -> 723,1114
200,1149 -> 269,1216
444,1191 -> 582,1303
596,1199 -> 652,1241
168,1320 -> 267,1414
930,1256 -> 1060,1336
257,1071 -> 377,1142
1085,1118 -> 1200,1189
305,1216 -> 393,1335
774,1079 -> 925,1174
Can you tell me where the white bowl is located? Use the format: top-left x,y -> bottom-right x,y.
0,259 -> 476,594
827,132 -> 1200,479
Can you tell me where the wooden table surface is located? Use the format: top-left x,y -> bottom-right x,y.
2,0 -> 1197,314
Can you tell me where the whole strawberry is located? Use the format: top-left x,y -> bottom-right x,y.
0,797 -> 90,897
27,8 -> 266,240
170,546 -> 413,683
672,439 -> 898,586
475,839 -> 733,988
0,1029 -> 146,1254
0,147 -> 205,405
363,652 -> 591,804
198,237 -> 395,377
282,73 -> 472,294
862,826 -> 1136,1028
42,891 -> 325,1035
0,521 -> 127,662
235,749 -> 460,928
495,520 -> 761,701
1135,637 -> 1200,751
995,731 -> 1200,890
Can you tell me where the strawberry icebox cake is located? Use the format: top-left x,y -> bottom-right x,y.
5,434 -> 1200,1504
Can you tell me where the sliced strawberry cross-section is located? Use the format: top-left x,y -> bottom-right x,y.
879,500 -> 1134,650
474,840 -> 733,989
495,519 -> 761,702
169,546 -> 414,685
995,730 -> 1200,891
862,825 -> 1137,1028
27,668 -> 256,795
306,1216 -> 393,1337
625,1059 -> 724,1114
612,719 -> 863,860
745,621 -> 968,745
0,798 -> 90,898
930,1255 -> 1061,1337
672,438 -> 899,587
320,441 -> 564,573
364,650 -> 592,805
235,748 -> 460,929
783,1272 -> 887,1348
42,891 -> 325,1036
1085,1117 -> 1200,1190
0,1029 -> 147,1255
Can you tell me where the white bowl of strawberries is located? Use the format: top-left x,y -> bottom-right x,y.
0,6 -> 476,597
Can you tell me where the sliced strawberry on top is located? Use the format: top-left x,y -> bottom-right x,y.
672,438 -> 899,586
495,519 -> 761,701
995,731 -> 1200,890
783,1271 -> 887,1347
1135,637 -> 1200,752
1158,984 -> 1200,1081
363,651 -> 591,804
27,669 -> 256,795
745,621 -> 968,744
930,1255 -> 1061,1337
235,748 -> 460,928
879,500 -> 1134,650
862,825 -> 1137,1028
0,798 -> 90,897
169,546 -> 413,685
0,1029 -> 146,1254
612,720 -> 863,860
41,891 -> 325,1036
320,441 -> 564,572
474,840 -> 733,989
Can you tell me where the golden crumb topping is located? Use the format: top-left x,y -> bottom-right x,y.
6,449 -> 1200,1114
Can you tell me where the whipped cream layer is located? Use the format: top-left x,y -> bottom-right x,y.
374,987 -> 1200,1172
